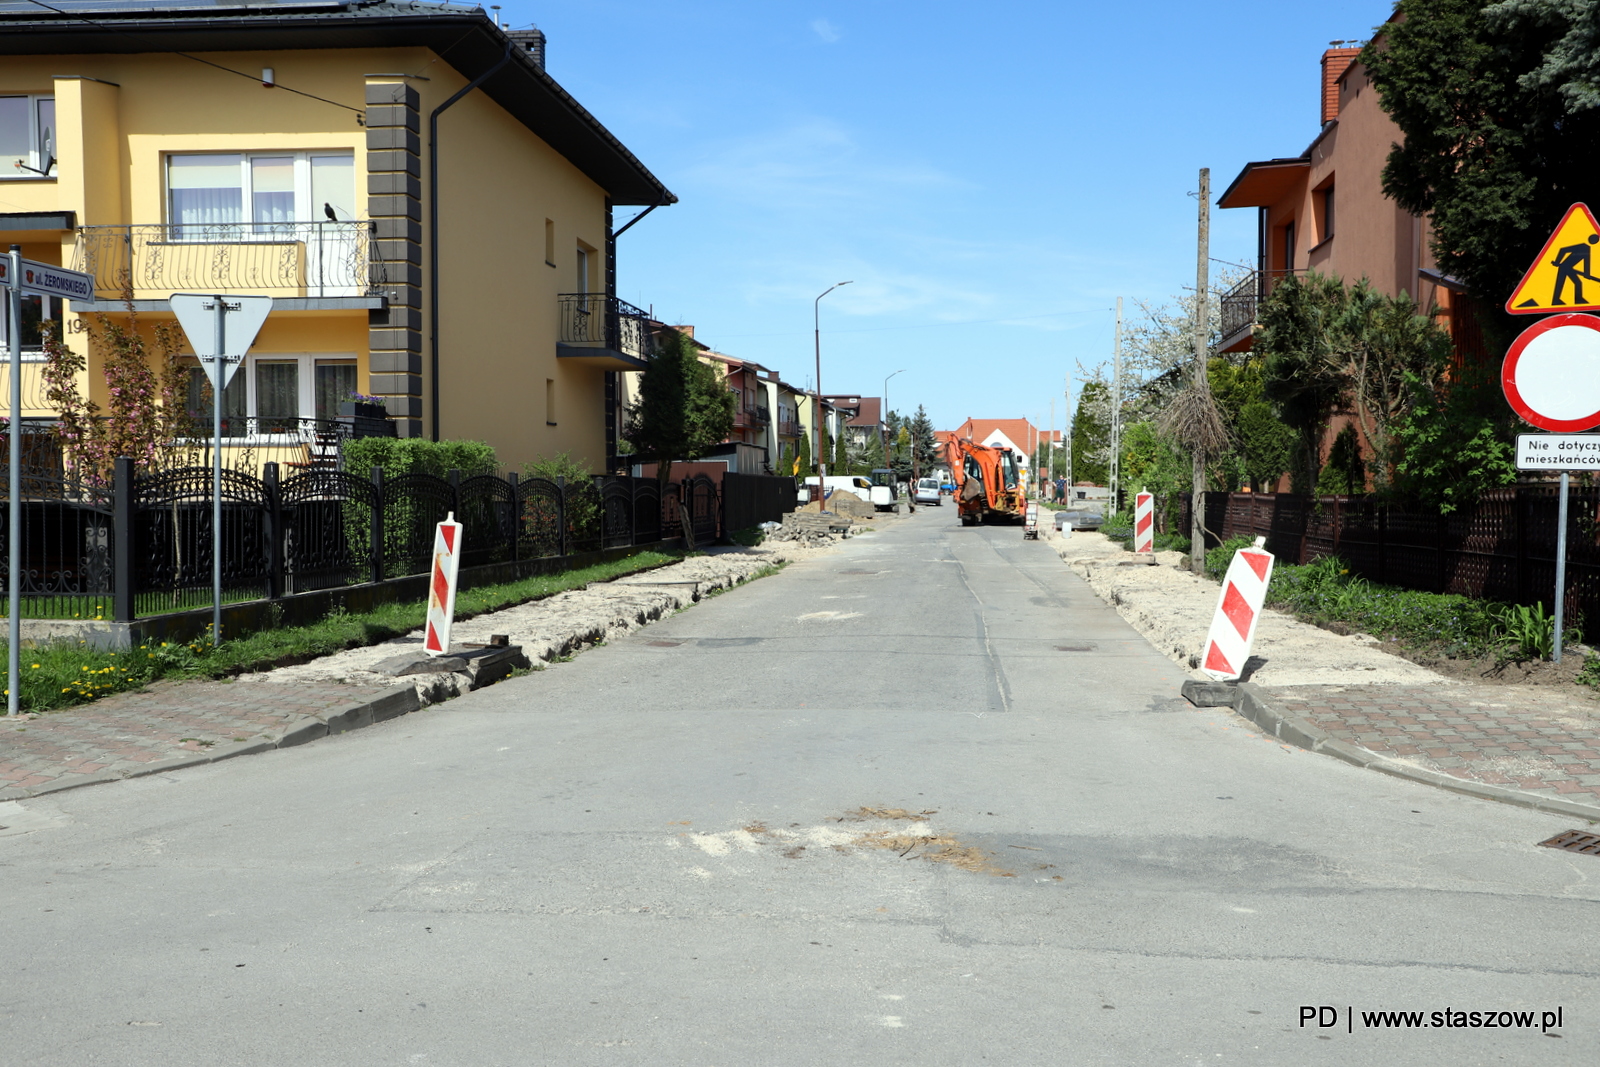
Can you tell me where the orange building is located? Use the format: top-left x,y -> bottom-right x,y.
1216,38 -> 1486,366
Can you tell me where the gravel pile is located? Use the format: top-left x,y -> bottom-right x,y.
1044,526 -> 1450,687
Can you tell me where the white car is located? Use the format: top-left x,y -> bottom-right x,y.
913,478 -> 942,506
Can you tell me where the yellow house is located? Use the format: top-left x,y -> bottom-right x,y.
0,0 -> 674,471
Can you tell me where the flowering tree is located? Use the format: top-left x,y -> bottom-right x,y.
40,308 -> 199,483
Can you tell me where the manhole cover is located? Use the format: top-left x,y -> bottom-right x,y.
1538,829 -> 1600,856
1055,644 -> 1095,652
647,640 -> 684,648
698,637 -> 762,648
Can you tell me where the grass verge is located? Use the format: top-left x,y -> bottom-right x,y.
4,549 -> 684,714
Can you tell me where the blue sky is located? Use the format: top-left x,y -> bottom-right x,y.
493,0 -> 1394,431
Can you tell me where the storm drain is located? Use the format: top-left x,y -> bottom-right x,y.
1538,829 -> 1600,856
1055,644 -> 1096,652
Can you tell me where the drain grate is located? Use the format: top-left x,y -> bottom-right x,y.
1055,644 -> 1095,652
1538,829 -> 1600,856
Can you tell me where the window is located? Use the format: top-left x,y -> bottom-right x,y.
1321,184 -> 1335,240
0,95 -> 53,178
0,293 -> 63,356
1283,221 -> 1296,271
184,353 -> 357,436
166,151 -> 355,237
544,219 -> 555,267
545,378 -> 556,426
574,246 -> 589,294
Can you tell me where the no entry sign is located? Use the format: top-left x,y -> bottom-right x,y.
1501,313 -> 1600,431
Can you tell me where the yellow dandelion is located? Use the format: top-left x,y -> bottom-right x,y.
30,663 -> 38,669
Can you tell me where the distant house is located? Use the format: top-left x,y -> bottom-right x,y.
948,418 -> 1058,478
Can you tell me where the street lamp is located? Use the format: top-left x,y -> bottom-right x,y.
813,280 -> 852,504
882,368 -> 906,476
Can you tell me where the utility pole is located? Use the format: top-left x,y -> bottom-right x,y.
1064,369 -> 1072,496
1048,397 -> 1055,502
1110,296 -> 1122,514
1191,167 -> 1211,573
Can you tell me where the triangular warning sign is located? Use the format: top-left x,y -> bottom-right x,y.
1506,203 -> 1600,314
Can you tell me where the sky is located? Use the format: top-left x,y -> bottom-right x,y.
489,0 -> 1395,432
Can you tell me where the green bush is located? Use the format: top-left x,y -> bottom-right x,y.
1204,535 -> 1256,579
344,437 -> 499,479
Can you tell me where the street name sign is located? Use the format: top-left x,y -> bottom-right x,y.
169,293 -> 272,390
1507,202 -> 1600,314
0,256 -> 94,301
1516,434 -> 1600,470
1500,313 -> 1600,431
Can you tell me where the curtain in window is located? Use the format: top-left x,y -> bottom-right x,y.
255,361 -> 299,432
314,362 -> 356,422
169,154 -> 243,239
251,156 -> 295,234
34,97 -> 53,170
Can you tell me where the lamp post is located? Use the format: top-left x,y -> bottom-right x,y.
813,280 -> 852,504
882,368 -> 905,480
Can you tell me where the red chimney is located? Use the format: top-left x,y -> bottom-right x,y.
1321,48 -> 1361,124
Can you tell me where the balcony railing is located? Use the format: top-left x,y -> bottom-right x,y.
71,221 -> 381,301
558,292 -> 656,362
753,405 -> 770,424
1218,269 -> 1301,343
777,418 -> 801,437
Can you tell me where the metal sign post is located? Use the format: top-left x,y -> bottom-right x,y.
169,294 -> 271,647
1,252 -> 93,715
5,246 -> 19,717
1556,472 -> 1570,663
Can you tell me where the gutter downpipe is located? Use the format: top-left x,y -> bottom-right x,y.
429,40 -> 513,441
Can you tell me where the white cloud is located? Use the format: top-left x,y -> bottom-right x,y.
811,18 -> 841,43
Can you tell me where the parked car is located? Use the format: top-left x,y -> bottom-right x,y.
914,478 -> 942,506
1056,506 -> 1104,530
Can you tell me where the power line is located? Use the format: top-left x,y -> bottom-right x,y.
23,0 -> 367,123
709,305 -> 1107,340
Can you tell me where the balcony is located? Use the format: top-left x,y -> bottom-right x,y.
733,405 -> 770,430
777,418 -> 802,438
557,292 -> 654,371
1218,269 -> 1300,352
70,222 -> 388,312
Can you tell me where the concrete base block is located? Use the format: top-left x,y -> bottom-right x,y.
1181,679 -> 1240,708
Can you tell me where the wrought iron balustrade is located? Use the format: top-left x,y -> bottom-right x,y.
1218,269 -> 1301,342
71,221 -> 381,300
557,292 -> 656,361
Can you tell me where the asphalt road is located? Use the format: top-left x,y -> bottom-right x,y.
3,508 -> 1597,1065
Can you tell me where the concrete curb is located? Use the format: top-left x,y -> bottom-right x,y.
4,683 -> 421,801
1224,681 -> 1600,824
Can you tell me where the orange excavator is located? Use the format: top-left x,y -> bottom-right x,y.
944,438 -> 1026,526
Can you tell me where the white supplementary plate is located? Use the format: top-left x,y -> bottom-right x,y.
1516,433 -> 1600,470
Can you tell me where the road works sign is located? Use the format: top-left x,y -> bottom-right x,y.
1501,313 -> 1600,431
1200,541 -> 1275,682
423,513 -> 463,656
1506,203 -> 1600,314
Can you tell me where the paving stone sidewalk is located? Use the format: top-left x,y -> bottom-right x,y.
1262,683 -> 1600,806
0,680 -> 388,800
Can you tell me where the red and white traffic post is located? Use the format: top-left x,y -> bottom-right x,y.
423,513 -> 463,656
1199,539 -> 1275,682
1133,492 -> 1154,554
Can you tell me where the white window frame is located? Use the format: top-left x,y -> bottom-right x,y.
0,94 -> 54,179
183,352 -> 359,442
164,150 -> 357,237
0,293 -> 64,360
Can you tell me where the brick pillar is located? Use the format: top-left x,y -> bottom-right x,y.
365,79 -> 424,438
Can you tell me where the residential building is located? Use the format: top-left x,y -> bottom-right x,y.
0,0 -> 673,471
1216,35 -> 1485,365
822,394 -> 883,454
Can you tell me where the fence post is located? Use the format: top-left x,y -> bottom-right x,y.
370,466 -> 385,585
556,475 -> 567,557
263,462 -> 283,600
1515,486 -> 1528,605
1436,513 -> 1448,593
1378,504 -> 1387,585
448,467 -> 461,518
507,470 -> 520,562
112,456 -> 134,623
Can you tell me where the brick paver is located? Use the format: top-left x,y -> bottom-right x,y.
0,679 -> 384,798
1263,683 -> 1600,804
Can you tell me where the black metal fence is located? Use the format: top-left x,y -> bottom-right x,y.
1198,488 -> 1600,637
1,460 -> 794,622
